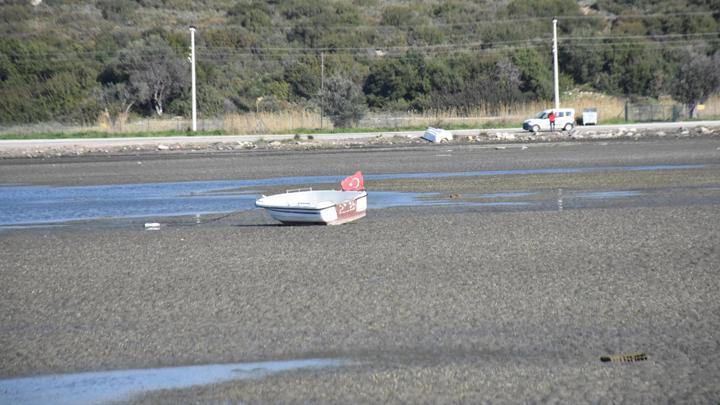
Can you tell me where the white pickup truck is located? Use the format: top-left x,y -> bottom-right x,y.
522,108 -> 576,132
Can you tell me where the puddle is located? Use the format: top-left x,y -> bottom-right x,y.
0,358 -> 347,405
574,190 -> 642,199
365,164 -> 705,181
470,192 -> 537,199
0,164 -> 712,228
371,191 -> 533,209
0,181 -> 260,227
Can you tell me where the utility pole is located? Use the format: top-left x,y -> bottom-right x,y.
552,18 -> 560,111
320,51 -> 324,129
189,26 -> 197,132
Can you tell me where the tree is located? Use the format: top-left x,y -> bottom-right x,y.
114,35 -> 188,117
0,37 -> 101,124
284,59 -> 320,100
671,51 -> 720,118
95,83 -> 135,131
319,74 -> 367,128
228,1 -> 272,33
490,57 -> 524,112
513,48 -> 553,100
363,52 -> 430,110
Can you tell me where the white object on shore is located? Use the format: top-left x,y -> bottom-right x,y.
422,127 -> 453,143
256,189 -> 367,225
144,222 -> 161,230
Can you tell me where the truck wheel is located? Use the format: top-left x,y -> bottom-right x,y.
563,123 -> 574,131
532,125 -> 540,133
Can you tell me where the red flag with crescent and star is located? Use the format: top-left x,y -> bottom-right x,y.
341,171 -> 364,191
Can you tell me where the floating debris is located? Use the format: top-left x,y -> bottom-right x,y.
144,222 -> 161,230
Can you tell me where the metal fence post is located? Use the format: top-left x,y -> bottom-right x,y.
624,101 -> 628,122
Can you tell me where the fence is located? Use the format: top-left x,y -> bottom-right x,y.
624,97 -> 720,122
2,96 -> 718,137
625,103 -> 683,122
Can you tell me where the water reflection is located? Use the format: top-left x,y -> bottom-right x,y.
0,164 -> 709,227
0,358 -> 348,405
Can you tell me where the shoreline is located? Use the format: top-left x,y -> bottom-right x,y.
1,122 -> 719,159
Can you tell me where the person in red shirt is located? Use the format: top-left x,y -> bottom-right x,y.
548,111 -> 556,131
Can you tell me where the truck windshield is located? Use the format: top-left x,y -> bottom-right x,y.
536,112 -> 547,119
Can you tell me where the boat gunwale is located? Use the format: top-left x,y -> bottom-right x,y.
255,190 -> 367,211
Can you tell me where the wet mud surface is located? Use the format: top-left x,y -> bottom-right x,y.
1,137 -> 719,403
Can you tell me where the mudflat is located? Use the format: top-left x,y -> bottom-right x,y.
1,137 -> 719,403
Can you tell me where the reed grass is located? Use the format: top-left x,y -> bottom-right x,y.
2,94 -> 718,139
217,95 -> 629,134
223,110 -> 324,134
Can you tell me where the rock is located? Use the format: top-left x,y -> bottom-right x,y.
157,144 -> 170,150
657,131 -> 666,137
269,141 -> 281,147
699,126 -> 711,134
422,127 -> 453,143
495,132 -> 516,141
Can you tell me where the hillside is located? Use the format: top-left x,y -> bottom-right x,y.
1,0 -> 719,127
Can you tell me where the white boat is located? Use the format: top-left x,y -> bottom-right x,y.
256,189 -> 368,225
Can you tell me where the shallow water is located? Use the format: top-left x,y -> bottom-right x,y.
0,358 -> 347,405
0,164 -> 711,227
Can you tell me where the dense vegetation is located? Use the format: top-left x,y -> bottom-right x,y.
1,0 -> 719,127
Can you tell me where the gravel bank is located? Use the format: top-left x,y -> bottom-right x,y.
1,124 -> 719,160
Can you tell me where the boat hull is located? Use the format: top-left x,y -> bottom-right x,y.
256,190 -> 367,225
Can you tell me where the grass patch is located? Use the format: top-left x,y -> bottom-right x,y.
291,121 -> 521,135
0,129 -> 227,141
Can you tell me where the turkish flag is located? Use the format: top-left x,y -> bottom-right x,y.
341,171 -> 364,191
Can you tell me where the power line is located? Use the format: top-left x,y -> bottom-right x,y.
201,11 -> 718,31
4,10 -> 715,38
194,34 -> 720,55
6,34 -> 718,62
195,39 -> 720,61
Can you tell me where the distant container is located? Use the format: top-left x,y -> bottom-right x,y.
583,108 -> 598,125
